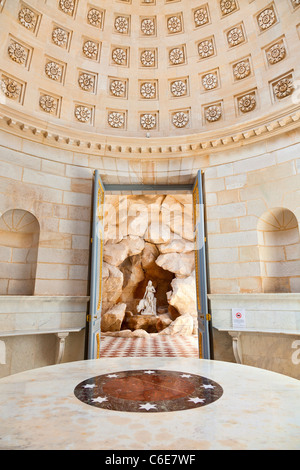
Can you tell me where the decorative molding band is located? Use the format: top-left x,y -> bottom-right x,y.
0,104 -> 299,159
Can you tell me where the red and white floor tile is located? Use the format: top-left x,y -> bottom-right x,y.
99,335 -> 199,358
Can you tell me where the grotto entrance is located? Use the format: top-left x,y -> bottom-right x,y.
88,174 -> 211,360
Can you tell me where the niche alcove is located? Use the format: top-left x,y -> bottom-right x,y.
258,208 -> 300,293
0,209 -> 40,295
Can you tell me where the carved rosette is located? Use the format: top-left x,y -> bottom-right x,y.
227,26 -> 244,46
220,0 -> 237,15
83,41 -> 98,59
75,105 -> 91,123
171,80 -> 187,97
52,28 -> 68,47
78,73 -> 95,92
274,78 -> 294,99
202,73 -> 218,90
194,8 -> 208,27
108,112 -> 125,128
140,82 -> 156,99
233,60 -> 251,80
172,111 -> 189,128
45,62 -> 62,81
140,114 -> 156,129
238,94 -> 256,113
18,7 -> 37,29
87,8 -> 102,27
59,0 -> 75,15
39,95 -> 57,114
141,50 -> 155,67
141,18 -> 155,35
205,105 -> 222,122
110,80 -> 126,97
115,16 -> 129,34
1,78 -> 21,99
167,16 -> 182,33
112,48 -> 127,65
258,8 -> 276,30
198,40 -> 214,59
8,42 -> 27,64
169,48 -> 184,65
266,43 -> 286,65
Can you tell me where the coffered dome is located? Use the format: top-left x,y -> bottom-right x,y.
0,0 -> 299,152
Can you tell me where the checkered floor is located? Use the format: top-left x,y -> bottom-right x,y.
99,335 -> 199,358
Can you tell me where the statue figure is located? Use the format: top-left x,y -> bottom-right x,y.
137,280 -> 157,316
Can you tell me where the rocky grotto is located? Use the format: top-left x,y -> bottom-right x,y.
101,194 -> 198,338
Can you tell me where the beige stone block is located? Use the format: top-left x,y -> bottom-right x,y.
208,231 -> 258,249
35,263 -> 69,280
247,162 -> 296,186
0,262 -> 32,279
22,168 -> 71,191
0,147 -> 40,171
39,232 -> 72,249
207,202 -> 246,220
38,247 -> 89,265
208,247 -> 239,263
63,191 -> 92,207
0,246 -> 12,262
71,178 -> 93,194
233,153 -> 276,175
53,204 -> 68,219
290,277 -> 300,292
41,159 -> 66,176
275,143 -> 300,163
59,219 -> 90,236
247,199 -> 268,218
209,278 -> 239,294
69,265 -> 89,280
239,277 -> 262,293
72,235 -> 90,250
262,277 -> 290,293
68,206 -> 91,222
206,220 -> 220,234
0,161 -> 22,180
239,216 -> 258,231
216,163 -> 233,178
209,262 -> 261,279
258,245 -> 285,262
239,246 -> 260,262
225,174 -> 247,190
285,244 -> 300,261
34,279 -> 88,296
8,280 -> 35,295
220,218 -> 239,233
204,178 -> 225,193
217,189 -> 240,205
266,260 -> 300,277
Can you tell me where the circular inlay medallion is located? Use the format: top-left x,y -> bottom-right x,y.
74,369 -> 223,413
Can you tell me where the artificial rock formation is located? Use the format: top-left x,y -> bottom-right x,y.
101,194 -> 198,336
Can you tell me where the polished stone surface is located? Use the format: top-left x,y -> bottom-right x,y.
74,369 -> 223,413
0,357 -> 299,450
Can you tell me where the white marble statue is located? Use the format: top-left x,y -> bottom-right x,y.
137,280 -> 157,316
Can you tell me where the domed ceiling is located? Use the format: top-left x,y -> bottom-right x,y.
0,0 -> 299,154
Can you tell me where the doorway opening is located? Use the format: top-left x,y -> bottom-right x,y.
88,175 -> 211,361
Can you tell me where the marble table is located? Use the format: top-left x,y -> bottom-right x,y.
0,357 -> 299,450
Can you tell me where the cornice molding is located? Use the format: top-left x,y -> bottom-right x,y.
0,104 -> 299,159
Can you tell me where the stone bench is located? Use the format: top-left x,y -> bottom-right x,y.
0,296 -> 89,367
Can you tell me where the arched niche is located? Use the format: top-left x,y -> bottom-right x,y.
257,208 -> 300,293
0,209 -> 40,295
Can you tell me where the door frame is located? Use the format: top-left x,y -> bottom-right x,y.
88,174 -> 212,359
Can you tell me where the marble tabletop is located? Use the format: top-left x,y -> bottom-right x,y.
0,357 -> 299,450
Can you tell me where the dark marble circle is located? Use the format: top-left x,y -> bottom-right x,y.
74,369 -> 223,413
